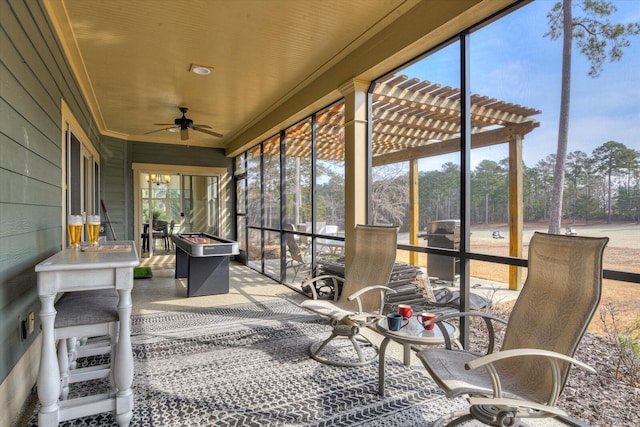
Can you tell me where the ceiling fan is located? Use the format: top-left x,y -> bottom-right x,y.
146,107 -> 223,141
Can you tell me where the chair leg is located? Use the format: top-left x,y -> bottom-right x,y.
468,405 -> 530,427
430,411 -> 475,427
309,323 -> 378,367
292,265 -> 301,282
312,331 -> 339,356
57,339 -> 70,400
433,405 -> 531,427
348,335 -> 366,362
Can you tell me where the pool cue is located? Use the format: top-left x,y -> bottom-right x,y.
101,199 -> 117,240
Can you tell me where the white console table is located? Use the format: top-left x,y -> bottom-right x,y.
35,241 -> 139,426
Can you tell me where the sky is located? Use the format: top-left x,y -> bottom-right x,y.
402,0 -> 640,171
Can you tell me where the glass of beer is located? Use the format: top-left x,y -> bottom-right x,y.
87,215 -> 101,246
67,215 -> 83,249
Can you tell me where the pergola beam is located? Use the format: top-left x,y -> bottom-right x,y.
372,121 -> 539,167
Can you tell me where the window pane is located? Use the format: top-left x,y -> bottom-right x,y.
468,1 -> 640,280
316,102 -> 345,236
237,216 -> 246,253
246,146 -> 261,227
373,41 -> 462,284
263,230 -> 281,280
371,162 -> 409,226
285,119 -> 312,232
284,230 -> 311,285
236,178 -> 246,214
263,136 -> 281,229
469,3 -> 542,261
235,153 -> 245,176
247,227 -> 261,271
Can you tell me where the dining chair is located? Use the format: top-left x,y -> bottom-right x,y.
152,220 -> 169,251
140,223 -> 149,252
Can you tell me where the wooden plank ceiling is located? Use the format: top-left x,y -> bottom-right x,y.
269,74 -> 541,165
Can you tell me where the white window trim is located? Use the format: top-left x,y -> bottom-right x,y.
61,99 -> 99,248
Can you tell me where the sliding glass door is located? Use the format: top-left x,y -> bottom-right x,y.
134,164 -> 226,256
180,175 -> 219,234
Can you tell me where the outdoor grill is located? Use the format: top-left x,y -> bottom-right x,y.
422,219 -> 460,283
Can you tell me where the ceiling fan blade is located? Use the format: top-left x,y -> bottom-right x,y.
153,123 -> 176,126
145,126 -> 178,134
181,128 -> 189,140
192,123 -> 212,129
193,127 -> 223,138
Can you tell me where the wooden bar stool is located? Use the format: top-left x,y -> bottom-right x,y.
52,289 -> 120,420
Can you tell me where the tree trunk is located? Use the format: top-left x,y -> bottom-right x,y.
549,0 -> 572,234
607,171 -> 612,223
485,193 -> 489,225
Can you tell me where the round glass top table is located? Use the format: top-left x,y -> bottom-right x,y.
376,315 -> 460,396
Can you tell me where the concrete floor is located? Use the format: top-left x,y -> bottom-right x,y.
131,258 -> 420,366
129,257 -> 528,372
132,261 -> 306,316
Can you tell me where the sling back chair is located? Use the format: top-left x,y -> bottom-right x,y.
417,232 -> 608,427
301,225 -> 398,367
285,224 -> 311,283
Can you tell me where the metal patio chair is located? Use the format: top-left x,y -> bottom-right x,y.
417,232 -> 609,426
301,225 -> 398,367
285,224 -> 311,283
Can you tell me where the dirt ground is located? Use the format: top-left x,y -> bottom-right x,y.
402,222 -> 640,334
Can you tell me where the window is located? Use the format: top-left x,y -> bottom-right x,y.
285,120 -> 312,231
316,103 -> 345,236
263,136 -> 281,230
371,0 -> 640,289
63,103 -> 99,247
237,102 -> 347,285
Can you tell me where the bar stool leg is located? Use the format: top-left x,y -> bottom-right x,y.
68,337 -> 79,369
109,323 -> 119,393
38,294 -> 60,426
115,288 -> 134,426
57,338 -> 70,400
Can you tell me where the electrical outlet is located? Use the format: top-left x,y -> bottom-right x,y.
20,319 -> 28,341
28,312 -> 35,335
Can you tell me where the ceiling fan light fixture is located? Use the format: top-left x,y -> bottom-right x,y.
190,64 -> 212,75
149,106 -> 223,140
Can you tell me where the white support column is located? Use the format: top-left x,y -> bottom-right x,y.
339,79 -> 370,267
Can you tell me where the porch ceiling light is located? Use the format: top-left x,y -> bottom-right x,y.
189,64 -> 213,75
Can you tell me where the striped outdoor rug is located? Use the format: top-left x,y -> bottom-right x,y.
23,299 -> 470,426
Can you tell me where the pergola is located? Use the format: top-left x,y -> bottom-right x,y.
270,74 -> 541,289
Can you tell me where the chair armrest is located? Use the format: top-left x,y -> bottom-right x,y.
302,275 -> 344,300
425,311 -> 507,352
465,348 -> 595,405
346,285 -> 396,315
466,348 -> 595,373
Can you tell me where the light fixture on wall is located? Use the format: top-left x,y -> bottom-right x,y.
146,173 -> 171,186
